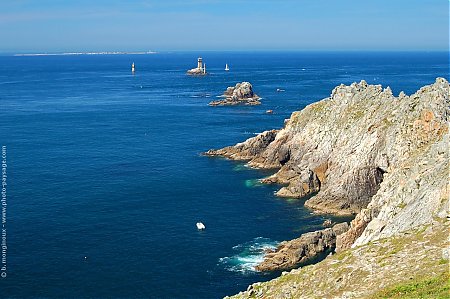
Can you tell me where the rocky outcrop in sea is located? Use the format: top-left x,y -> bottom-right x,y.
187,57 -> 207,75
209,82 -> 261,106
206,78 -> 449,298
256,222 -> 349,271
187,67 -> 206,75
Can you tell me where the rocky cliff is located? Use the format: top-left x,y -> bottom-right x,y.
206,78 -> 448,216
205,78 -> 449,298
209,82 -> 261,106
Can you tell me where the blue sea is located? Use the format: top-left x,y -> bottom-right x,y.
0,51 -> 448,298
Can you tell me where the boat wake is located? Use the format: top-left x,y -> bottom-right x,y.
190,93 -> 211,98
218,237 -> 278,274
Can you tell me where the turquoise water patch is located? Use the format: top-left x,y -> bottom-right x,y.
218,237 -> 278,274
245,179 -> 264,188
232,164 -> 250,172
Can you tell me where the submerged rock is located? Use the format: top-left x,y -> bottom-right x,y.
209,82 -> 261,106
322,219 -> 333,227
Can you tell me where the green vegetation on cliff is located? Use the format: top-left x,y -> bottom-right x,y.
371,271 -> 450,299
227,223 -> 449,299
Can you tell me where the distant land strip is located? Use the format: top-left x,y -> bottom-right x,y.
14,51 -> 157,56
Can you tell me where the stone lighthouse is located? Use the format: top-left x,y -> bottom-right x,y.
187,57 -> 207,75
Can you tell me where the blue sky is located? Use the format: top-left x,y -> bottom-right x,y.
0,0 -> 448,52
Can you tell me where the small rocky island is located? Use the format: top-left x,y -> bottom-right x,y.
187,57 -> 207,75
205,78 -> 449,298
209,82 -> 261,106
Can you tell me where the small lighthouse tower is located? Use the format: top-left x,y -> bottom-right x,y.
187,57 -> 207,75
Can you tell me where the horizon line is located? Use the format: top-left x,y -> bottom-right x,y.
1,49 -> 449,56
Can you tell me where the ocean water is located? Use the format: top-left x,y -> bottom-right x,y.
0,51 -> 448,298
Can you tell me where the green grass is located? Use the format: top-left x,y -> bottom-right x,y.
353,110 -> 365,119
371,272 -> 450,299
310,101 -> 326,113
382,117 -> 393,126
398,202 -> 407,209
439,259 -> 448,265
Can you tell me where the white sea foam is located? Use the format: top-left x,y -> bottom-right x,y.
243,131 -> 262,136
219,237 -> 278,273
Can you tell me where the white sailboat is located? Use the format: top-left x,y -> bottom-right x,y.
196,222 -> 206,230
131,62 -> 135,72
225,63 -> 229,71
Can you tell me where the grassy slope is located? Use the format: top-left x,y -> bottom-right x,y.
370,271 -> 449,299
228,222 -> 449,299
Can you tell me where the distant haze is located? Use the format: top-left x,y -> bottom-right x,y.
1,0 -> 448,53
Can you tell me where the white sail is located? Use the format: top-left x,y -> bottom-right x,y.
225,63 -> 229,71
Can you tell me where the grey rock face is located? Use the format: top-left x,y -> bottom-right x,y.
209,82 -> 261,106
347,131 -> 449,249
338,78 -> 449,250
